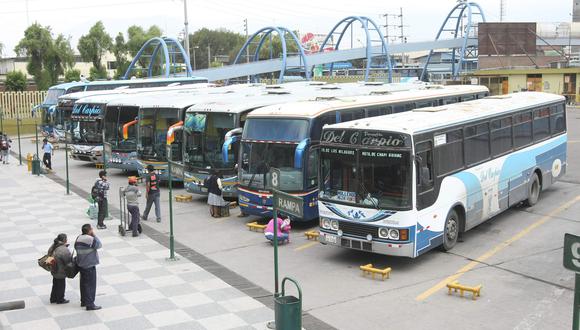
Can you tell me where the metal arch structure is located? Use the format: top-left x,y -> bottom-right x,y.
229,26 -> 310,84
319,16 -> 393,82
421,1 -> 485,81
123,37 -> 193,79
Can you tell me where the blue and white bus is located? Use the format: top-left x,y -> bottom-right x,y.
38,77 -> 207,135
64,84 -> 213,163
181,81 -> 427,198
317,92 -> 566,257
238,85 -> 489,221
135,84 -> 273,181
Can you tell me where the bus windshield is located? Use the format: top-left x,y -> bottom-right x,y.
104,106 -> 138,151
183,112 -> 237,169
44,89 -> 66,105
320,147 -> 412,209
72,120 -> 102,144
240,142 -> 303,191
138,108 -> 181,161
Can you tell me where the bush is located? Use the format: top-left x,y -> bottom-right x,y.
5,71 -> 27,91
89,66 -> 108,80
64,69 -> 81,82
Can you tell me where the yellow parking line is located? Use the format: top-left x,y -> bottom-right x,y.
415,194 -> 580,302
294,241 -> 319,252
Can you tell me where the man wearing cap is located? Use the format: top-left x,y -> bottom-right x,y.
123,177 -> 142,237
142,164 -> 161,222
42,138 -> 54,170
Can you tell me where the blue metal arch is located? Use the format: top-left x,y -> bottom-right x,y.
318,16 -> 393,82
123,37 -> 193,79
230,26 -> 310,84
421,1 -> 486,81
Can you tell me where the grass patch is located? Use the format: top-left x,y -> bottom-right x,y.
0,118 -> 39,136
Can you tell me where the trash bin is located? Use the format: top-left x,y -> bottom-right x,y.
275,277 -> 302,330
31,155 -> 41,175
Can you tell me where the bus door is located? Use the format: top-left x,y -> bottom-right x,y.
415,141 -> 435,210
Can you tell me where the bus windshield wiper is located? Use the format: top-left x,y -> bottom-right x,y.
358,181 -> 379,210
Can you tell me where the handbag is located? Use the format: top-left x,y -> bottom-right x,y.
64,237 -> 79,279
37,254 -> 55,272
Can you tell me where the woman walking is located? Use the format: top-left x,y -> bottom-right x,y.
205,170 -> 228,217
48,233 -> 72,304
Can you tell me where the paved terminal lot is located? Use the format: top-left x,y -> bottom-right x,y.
5,107 -> 580,330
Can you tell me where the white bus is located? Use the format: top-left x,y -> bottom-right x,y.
318,92 -> 566,257
239,85 -> 489,221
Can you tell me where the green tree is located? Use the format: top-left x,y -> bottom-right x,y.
78,21 -> 112,79
14,24 -> 75,90
189,28 -> 246,69
126,25 -> 162,57
64,69 -> 81,82
5,71 -> 27,91
112,32 -> 129,79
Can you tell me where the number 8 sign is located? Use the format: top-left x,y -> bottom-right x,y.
269,168 -> 281,190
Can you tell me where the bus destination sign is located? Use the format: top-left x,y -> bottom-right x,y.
321,129 -> 409,148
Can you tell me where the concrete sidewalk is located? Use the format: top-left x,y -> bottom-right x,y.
0,161 -> 273,330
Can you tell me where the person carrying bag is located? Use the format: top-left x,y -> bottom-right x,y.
48,233 -> 73,304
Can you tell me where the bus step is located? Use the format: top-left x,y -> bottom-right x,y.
360,264 -> 391,281
446,281 -> 482,300
246,221 -> 267,232
304,231 -> 320,241
175,194 -> 192,202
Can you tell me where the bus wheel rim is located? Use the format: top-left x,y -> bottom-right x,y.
446,216 -> 457,241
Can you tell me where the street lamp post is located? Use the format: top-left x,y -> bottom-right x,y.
0,108 -> 4,133
65,131 -> 70,195
16,116 -> 22,166
34,120 -> 39,176
193,46 -> 199,70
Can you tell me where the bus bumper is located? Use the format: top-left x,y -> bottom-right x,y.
107,152 -> 139,171
319,230 -> 415,257
137,163 -> 183,183
70,152 -> 102,163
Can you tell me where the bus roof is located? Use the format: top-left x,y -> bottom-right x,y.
247,85 -> 489,119
187,81 -> 432,114
59,83 -> 215,104
83,76 -> 207,88
122,83 -> 269,109
327,92 -> 564,135
48,81 -> 85,91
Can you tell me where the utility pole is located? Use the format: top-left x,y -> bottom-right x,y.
244,18 -> 250,82
398,7 -> 406,65
182,0 -> 191,70
207,45 -> 211,68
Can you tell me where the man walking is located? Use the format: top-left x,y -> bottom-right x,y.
93,171 -> 110,229
123,177 -> 142,237
42,138 -> 54,170
142,165 -> 161,222
1,133 -> 11,164
74,224 -> 102,311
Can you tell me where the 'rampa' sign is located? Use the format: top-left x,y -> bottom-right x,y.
72,104 -> 103,117
322,129 -> 408,147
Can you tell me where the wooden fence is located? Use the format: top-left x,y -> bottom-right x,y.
0,91 -> 47,119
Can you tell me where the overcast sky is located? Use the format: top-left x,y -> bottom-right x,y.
0,0 -> 572,57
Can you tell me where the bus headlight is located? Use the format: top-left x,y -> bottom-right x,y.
321,218 -> 331,230
389,229 -> 400,240
330,220 -> 339,231
378,228 -> 389,239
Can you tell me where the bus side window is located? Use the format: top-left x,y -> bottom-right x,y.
415,142 -> 433,191
550,104 -> 566,135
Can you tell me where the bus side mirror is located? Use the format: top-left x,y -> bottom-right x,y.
222,135 -> 241,164
294,138 -> 311,169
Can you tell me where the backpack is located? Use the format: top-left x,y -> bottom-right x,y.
91,180 -> 105,201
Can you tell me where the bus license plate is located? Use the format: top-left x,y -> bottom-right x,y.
325,235 -> 337,244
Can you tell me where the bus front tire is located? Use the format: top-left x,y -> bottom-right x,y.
524,173 -> 541,207
441,209 -> 459,251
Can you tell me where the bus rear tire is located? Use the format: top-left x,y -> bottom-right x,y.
524,173 -> 541,207
441,209 -> 459,251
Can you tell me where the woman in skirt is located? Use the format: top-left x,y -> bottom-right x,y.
205,170 -> 229,217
